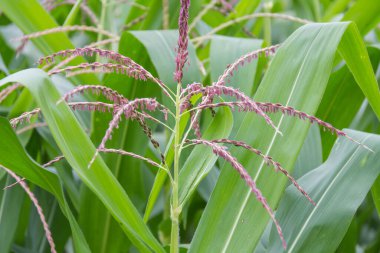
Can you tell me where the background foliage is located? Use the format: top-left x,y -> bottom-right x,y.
0,0 -> 380,252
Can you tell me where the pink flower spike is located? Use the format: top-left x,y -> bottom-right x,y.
174,0 -> 190,83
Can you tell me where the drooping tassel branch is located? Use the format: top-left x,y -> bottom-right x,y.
1,166 -> 57,253
4,155 -> 65,190
42,51 -> 172,97
97,148 -> 173,182
16,122 -> 48,135
190,101 -> 373,151
39,47 -> 142,68
45,40 -> 121,71
48,62 -> 148,79
210,138 -> 315,205
185,139 -> 287,249
97,98 -> 164,151
190,109 -> 202,139
214,45 -> 279,86
0,83 -> 21,104
10,102 -> 114,128
10,100 -> 171,133
59,84 -> 128,104
10,108 -> 42,128
39,47 -> 174,97
182,85 -> 281,134
98,148 -> 161,168
180,82 -> 203,99
15,25 -> 118,53
135,114 -> 166,165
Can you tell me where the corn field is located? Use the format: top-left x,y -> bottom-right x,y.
0,0 -> 380,252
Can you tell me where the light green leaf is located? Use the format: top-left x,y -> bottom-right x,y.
0,69 -> 165,253
129,30 -> 202,91
267,130 -> 380,252
189,22 -> 380,252
293,124 -> 323,179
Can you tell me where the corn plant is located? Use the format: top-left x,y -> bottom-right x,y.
0,1 -> 380,253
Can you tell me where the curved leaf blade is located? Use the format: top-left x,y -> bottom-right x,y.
0,69 -> 165,253
189,22 -> 380,252
267,130 -> 380,252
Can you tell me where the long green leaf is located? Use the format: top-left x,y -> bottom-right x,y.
317,46 -> 380,158
0,69 -> 165,253
322,0 -> 350,21
189,22 -> 380,252
267,130 -> 380,252
338,24 -> 380,120
293,124 -> 323,179
210,36 -> 263,94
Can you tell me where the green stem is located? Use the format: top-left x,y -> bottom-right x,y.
170,82 -> 182,253
263,1 -> 272,45
97,0 -> 108,43
63,0 -> 83,26
96,0 -> 108,61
